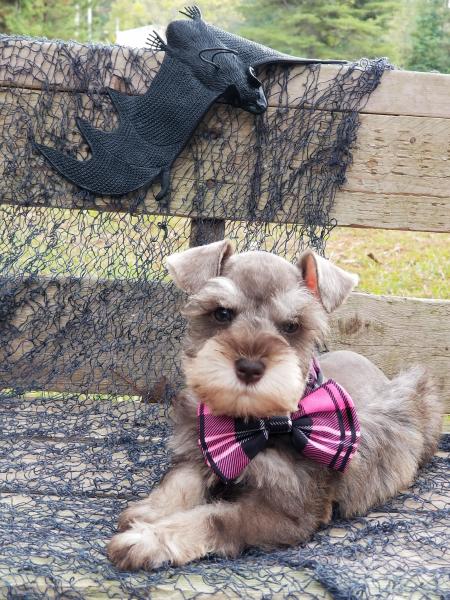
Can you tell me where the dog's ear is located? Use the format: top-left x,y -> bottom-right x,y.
166,240 -> 234,294
298,250 -> 358,313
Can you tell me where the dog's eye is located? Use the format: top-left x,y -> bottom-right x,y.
213,307 -> 234,323
281,322 -> 299,334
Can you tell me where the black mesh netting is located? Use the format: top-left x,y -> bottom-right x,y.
0,35 -> 448,598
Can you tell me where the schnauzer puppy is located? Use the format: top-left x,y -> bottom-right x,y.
108,240 -> 442,570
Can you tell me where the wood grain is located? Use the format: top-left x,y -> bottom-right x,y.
1,278 -> 449,410
1,89 -> 450,232
329,292 -> 450,408
284,66 -> 450,119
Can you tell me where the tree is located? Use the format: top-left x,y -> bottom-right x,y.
3,0 -> 76,39
0,0 -> 15,31
238,0 -> 405,63
407,0 -> 450,73
2,0 -> 111,42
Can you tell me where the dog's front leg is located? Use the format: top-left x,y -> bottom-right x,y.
116,462 -> 205,531
108,503 -> 232,570
108,493 -> 315,571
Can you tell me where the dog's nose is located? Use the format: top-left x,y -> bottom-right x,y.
235,358 -> 265,384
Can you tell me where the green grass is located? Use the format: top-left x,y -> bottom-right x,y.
444,414 -> 450,432
0,206 -> 189,281
327,228 -> 450,299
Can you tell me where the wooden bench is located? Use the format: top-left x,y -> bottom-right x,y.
0,38 -> 448,597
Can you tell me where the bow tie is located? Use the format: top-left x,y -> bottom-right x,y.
197,359 -> 360,483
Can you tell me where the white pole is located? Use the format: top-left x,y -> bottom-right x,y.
75,3 -> 80,39
87,0 -> 92,40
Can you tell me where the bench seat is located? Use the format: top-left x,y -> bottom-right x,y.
0,395 -> 448,599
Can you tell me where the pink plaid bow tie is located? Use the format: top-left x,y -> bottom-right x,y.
198,360 -> 360,483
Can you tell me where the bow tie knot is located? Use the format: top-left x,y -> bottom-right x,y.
198,359 -> 361,483
264,416 -> 293,435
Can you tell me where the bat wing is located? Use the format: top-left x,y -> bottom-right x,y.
35,53 -> 217,197
207,24 -> 346,68
35,118 -> 161,196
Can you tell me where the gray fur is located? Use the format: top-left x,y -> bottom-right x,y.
108,243 -> 443,571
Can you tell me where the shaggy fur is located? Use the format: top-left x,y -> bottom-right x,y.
108,241 -> 443,571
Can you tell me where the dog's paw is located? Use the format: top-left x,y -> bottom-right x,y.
108,509 -> 215,570
117,502 -> 162,531
107,522 -> 169,571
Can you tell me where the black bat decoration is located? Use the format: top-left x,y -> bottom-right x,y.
35,5 -> 346,199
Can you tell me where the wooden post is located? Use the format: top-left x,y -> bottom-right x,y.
189,218 -> 226,247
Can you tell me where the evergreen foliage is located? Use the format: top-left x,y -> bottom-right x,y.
238,0 -> 403,62
104,0 -> 242,41
1,0 -> 450,73
407,0 -> 450,73
0,0 -> 242,43
2,0 -> 111,42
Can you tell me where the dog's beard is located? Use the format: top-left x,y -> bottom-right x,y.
184,337 -> 305,418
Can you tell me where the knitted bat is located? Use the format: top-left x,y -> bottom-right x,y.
35,5 -> 345,199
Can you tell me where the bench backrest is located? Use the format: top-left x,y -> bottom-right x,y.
0,39 -> 448,411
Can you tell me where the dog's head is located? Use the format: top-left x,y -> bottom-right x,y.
167,240 -> 357,418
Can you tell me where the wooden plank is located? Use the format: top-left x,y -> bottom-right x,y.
329,292 -> 450,409
0,436 -> 168,498
190,218 -> 226,247
284,66 -> 450,119
344,113 -> 450,199
1,89 -> 450,232
0,440 -> 447,596
0,395 -> 167,440
331,191 -> 450,232
1,277 -> 449,410
0,276 -> 185,395
0,38 -> 156,94
2,38 -> 450,119
0,493 -> 330,599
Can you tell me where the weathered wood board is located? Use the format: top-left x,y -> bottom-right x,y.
0,436 -> 168,498
1,277 -> 449,410
329,293 -> 450,408
0,395 -> 167,440
0,445 -> 447,597
1,87 -> 450,231
0,277 -> 185,395
0,492 -> 331,599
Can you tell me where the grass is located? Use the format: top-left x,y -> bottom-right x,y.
444,414 -> 450,432
327,228 -> 450,299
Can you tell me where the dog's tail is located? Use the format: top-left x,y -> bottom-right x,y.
405,366 -> 443,466
378,365 -> 443,466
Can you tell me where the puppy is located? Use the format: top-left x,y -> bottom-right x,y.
108,240 -> 443,570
